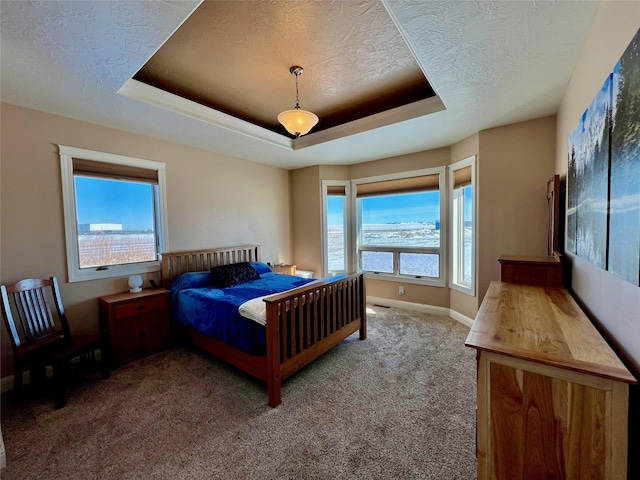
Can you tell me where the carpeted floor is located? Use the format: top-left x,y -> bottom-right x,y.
1,305 -> 477,479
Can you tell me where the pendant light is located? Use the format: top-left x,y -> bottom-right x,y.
277,66 -> 319,138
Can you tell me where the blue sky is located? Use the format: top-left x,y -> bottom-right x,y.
329,191 -> 442,225
328,190 -> 473,225
78,176 -> 471,231
75,177 -> 155,230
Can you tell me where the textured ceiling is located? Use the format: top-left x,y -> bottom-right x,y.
134,0 -> 434,135
0,1 -> 600,169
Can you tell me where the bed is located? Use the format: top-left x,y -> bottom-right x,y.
161,245 -> 367,407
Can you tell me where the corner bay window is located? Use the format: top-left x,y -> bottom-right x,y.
449,157 -> 475,294
323,182 -> 350,274
59,145 -> 169,282
356,169 -> 445,284
322,163 -> 474,291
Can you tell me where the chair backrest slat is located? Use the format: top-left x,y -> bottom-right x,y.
1,277 -> 67,357
1,285 -> 22,350
36,287 -> 56,332
19,290 -> 40,339
17,287 -> 55,340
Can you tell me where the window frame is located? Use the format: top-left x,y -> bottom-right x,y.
353,167 -> 446,287
59,145 -> 169,283
448,156 -> 476,296
321,180 -> 352,276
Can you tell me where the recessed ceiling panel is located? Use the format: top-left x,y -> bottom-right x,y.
133,0 -> 435,135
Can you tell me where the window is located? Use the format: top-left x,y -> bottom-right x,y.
354,169 -> 445,285
322,181 -> 350,275
449,157 -> 475,294
59,145 -> 169,282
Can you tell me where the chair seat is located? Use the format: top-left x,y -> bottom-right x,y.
34,334 -> 102,362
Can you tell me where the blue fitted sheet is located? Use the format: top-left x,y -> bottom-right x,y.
170,264 -> 314,355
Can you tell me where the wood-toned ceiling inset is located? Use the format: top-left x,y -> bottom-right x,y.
133,0 -> 436,136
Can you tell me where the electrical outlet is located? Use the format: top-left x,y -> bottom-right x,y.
399,286 -> 405,295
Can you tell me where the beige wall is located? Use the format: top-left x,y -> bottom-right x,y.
349,148 -> 450,179
448,120 -> 556,317
0,103 -> 291,377
290,166 -> 322,275
477,116 -> 556,303
366,277 -> 450,308
555,3 -> 640,375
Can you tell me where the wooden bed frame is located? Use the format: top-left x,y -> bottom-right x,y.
161,245 -> 366,407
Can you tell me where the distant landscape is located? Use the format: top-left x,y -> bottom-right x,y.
329,222 -> 471,282
78,233 -> 156,268
80,224 -> 472,283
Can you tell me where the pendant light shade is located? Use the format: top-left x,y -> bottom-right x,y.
278,66 -> 319,138
277,108 -> 319,137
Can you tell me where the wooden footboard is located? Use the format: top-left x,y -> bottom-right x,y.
161,246 -> 366,407
263,272 -> 366,406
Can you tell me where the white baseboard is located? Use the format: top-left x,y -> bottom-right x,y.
1,349 -> 102,394
1,376 -> 14,394
367,296 -> 474,328
448,309 -> 475,328
2,373 -> 17,394
1,366 -> 55,394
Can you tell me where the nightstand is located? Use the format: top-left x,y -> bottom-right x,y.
272,264 -> 296,275
99,288 -> 170,368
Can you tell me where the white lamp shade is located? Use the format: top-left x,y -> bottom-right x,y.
128,275 -> 143,293
277,109 -> 319,137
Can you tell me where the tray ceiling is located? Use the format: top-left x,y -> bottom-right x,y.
133,0 -> 436,136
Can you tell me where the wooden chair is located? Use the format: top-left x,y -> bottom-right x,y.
1,277 -> 110,409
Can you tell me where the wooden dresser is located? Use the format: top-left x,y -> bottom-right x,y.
498,253 -> 563,287
466,281 -> 636,480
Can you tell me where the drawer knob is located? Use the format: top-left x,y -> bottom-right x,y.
138,305 -> 145,310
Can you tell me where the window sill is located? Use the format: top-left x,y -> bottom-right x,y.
365,272 -> 445,288
68,261 -> 160,283
450,282 -> 475,296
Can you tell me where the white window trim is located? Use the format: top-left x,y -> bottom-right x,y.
448,156 -> 476,296
321,180 -> 351,276
59,145 -> 169,283
352,167 -> 446,287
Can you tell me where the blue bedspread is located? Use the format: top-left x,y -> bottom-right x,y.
170,263 -> 314,355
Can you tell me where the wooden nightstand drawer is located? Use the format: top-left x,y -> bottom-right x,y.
114,295 -> 167,319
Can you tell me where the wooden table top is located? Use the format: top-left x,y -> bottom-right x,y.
99,288 -> 170,304
466,281 -> 636,384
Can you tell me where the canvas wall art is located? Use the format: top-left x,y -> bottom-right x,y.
567,75 -> 610,269
567,28 -> 640,287
609,29 -> 640,286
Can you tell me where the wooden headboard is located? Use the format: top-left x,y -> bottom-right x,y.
160,245 -> 261,288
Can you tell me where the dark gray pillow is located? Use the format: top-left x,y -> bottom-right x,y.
210,262 -> 260,288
